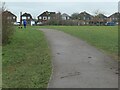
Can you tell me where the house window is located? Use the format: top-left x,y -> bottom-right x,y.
13,16 -> 16,19
115,18 -> 118,20
39,17 -> 42,19
86,22 -> 89,24
43,16 -> 47,20
7,16 -> 12,20
67,17 -> 70,20
48,17 -> 50,20
112,18 -> 115,20
66,17 -> 69,20
28,16 -> 30,19
22,16 -> 26,20
83,17 -> 86,20
62,17 -> 66,20
83,22 -> 85,24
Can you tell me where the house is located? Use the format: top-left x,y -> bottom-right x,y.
107,12 -> 120,25
61,13 -> 70,20
2,10 -> 17,23
37,11 -> 56,24
78,11 -> 94,25
91,14 -> 108,26
20,12 -> 33,25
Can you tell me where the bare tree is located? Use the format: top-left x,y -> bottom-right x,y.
56,12 -> 62,25
2,2 -> 6,12
93,9 -> 105,16
71,13 -> 79,20
93,9 -> 106,26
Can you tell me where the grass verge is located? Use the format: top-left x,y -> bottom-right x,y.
2,26 -> 51,88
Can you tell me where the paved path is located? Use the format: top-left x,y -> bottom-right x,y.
40,29 -> 118,88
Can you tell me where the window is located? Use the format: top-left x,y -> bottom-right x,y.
83,17 -> 86,20
62,17 -> 66,20
67,17 -> 70,19
48,17 -> 50,20
115,18 -> 118,20
83,22 -> 85,24
86,22 -> 89,24
43,16 -> 47,20
28,16 -> 30,19
22,16 -> 26,20
104,18 -> 107,20
7,16 -> 12,20
39,17 -> 42,19
13,16 -> 16,19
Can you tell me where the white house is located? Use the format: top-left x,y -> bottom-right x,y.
61,13 -> 70,20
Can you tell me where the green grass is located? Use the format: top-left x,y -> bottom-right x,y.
2,25 -> 118,87
40,26 -> 118,60
2,26 -> 52,88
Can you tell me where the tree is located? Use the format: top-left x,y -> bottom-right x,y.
55,12 -> 62,25
47,12 -> 62,25
71,13 -> 79,20
93,9 -> 106,26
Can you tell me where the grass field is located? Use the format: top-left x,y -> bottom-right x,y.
2,25 -> 118,87
2,26 -> 51,88
40,26 -> 118,60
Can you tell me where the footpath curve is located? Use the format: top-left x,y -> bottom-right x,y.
40,29 -> 118,88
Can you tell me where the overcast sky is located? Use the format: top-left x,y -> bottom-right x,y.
1,1 -> 119,22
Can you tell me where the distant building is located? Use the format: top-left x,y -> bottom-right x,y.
78,11 -> 94,25
37,11 -> 56,24
90,14 -> 108,26
107,12 -> 120,25
61,13 -> 70,20
20,12 -> 33,25
2,10 -> 17,23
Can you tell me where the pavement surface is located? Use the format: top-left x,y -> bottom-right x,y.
40,28 -> 118,88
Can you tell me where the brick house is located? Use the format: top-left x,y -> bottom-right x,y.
37,11 -> 56,24
20,12 -> 33,25
91,14 -> 108,26
2,10 -> 17,23
78,11 -> 94,25
107,12 -> 120,25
